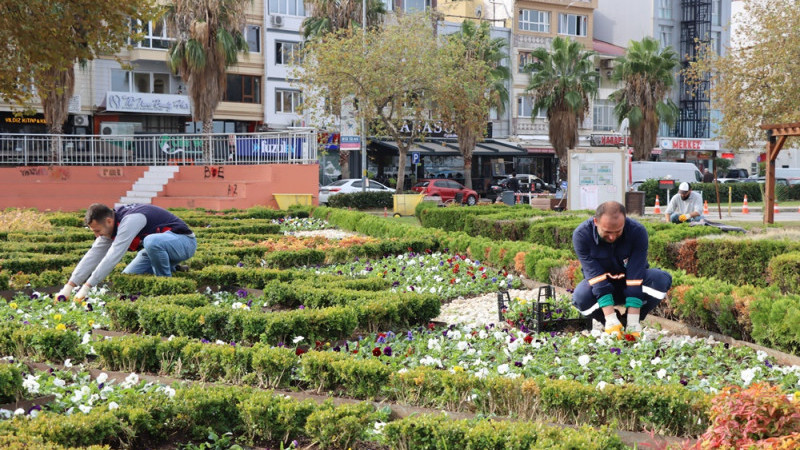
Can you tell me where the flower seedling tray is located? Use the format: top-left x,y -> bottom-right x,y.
498,285 -> 591,333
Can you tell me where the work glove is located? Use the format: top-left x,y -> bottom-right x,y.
55,284 -> 74,301
605,323 -> 624,339
73,284 -> 91,302
678,214 -> 688,222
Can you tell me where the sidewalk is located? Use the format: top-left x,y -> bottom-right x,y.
643,205 -> 800,222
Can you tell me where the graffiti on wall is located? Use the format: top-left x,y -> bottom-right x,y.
204,166 -> 224,179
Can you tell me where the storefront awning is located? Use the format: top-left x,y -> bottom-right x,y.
371,139 -> 529,156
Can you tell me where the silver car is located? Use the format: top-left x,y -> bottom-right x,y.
318,178 -> 394,204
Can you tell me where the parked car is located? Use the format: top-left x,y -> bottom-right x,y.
725,168 -> 750,178
318,178 -> 394,204
411,179 -> 479,205
487,174 -> 556,200
745,177 -> 790,186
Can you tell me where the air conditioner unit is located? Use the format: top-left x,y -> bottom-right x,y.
270,14 -> 284,27
100,122 -> 136,137
73,114 -> 89,127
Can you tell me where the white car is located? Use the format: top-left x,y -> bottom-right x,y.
318,178 -> 394,204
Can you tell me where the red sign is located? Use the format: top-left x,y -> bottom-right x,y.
659,138 -> 720,151
658,179 -> 676,190
721,152 -> 735,159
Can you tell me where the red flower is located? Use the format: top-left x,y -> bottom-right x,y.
372,347 -> 382,356
378,332 -> 387,338
455,264 -> 460,271
479,266 -> 485,271
524,335 -> 533,344
624,334 -> 637,342
450,278 -> 456,284
407,247 -> 413,251
482,273 -> 487,279
351,350 -> 359,354
315,340 -> 323,350
428,322 -> 436,330
425,249 -> 432,254
295,348 -> 307,356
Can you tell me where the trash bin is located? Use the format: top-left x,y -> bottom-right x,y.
274,194 -> 313,209
392,194 -> 424,216
501,190 -> 516,206
625,191 -> 646,216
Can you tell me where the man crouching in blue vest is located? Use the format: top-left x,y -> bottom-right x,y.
572,201 -> 672,339
56,203 -> 197,301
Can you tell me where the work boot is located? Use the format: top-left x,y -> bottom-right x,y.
174,264 -> 190,273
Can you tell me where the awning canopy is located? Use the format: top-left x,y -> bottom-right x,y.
371,139 -> 530,156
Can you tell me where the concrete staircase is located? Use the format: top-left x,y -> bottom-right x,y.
116,166 -> 180,206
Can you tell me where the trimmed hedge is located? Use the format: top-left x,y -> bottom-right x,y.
695,236 -> 800,287
0,363 -> 23,404
327,191 -> 393,209
768,251 -> 800,294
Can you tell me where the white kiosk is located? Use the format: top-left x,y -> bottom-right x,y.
567,147 -> 628,211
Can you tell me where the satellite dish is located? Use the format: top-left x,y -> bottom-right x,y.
619,117 -> 629,135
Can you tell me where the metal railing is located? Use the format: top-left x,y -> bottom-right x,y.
0,131 -> 318,166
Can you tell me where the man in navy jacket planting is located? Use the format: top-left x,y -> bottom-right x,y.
572,201 -> 672,338
57,203 -> 196,301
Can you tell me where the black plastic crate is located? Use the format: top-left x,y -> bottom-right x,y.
497,285 -> 591,333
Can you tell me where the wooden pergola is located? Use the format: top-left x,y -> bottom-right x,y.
759,121 -> 800,223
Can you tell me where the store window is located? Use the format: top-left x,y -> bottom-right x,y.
224,74 -> 261,103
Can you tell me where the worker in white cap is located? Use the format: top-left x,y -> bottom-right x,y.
664,182 -> 703,223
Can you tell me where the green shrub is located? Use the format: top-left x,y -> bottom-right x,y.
304,401 -> 381,450
696,236 -> 800,287
327,191 -> 393,209
239,390 -> 316,446
263,249 -> 326,269
250,345 -> 298,388
0,363 -> 23,403
108,274 -> 198,295
767,251 -> 800,294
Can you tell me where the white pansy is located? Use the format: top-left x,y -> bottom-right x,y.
53,378 -> 66,388
397,368 -> 407,374
449,330 -> 462,340
430,287 -> 437,294
650,357 -> 662,365
64,359 -> 73,368
456,341 -> 469,351
0,409 -> 11,419
522,355 -> 533,366
657,369 -> 667,379
162,386 -> 176,398
292,336 -> 304,344
22,375 -> 40,394
96,373 -> 108,384
629,359 -> 642,369
81,333 -> 91,345
89,394 -> 99,405
554,356 -> 561,365
14,408 -> 24,416
493,331 -> 505,341
497,364 -> 509,374
215,340 -> 226,345
508,339 -> 521,353
475,368 -> 489,379
478,329 -> 488,339
78,405 -> 92,414
427,338 -> 441,351
578,355 -> 591,367
756,351 -> 768,362
506,372 -> 521,379
71,390 -> 84,403
596,381 -> 608,391
29,409 -> 38,418
741,368 -> 756,385
121,372 -> 139,388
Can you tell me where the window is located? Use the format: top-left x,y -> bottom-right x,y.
404,0 -> 430,12
111,70 -> 131,92
558,13 -> 587,37
134,73 -> 151,93
519,9 -> 549,33
519,52 -> 532,73
659,25 -> 673,49
592,99 -> 616,132
224,74 -> 261,103
276,41 -> 302,65
517,95 -> 546,118
132,18 -> 172,49
657,0 -> 672,19
276,89 -> 301,113
246,25 -> 261,53
268,0 -> 305,16
383,0 -> 393,12
711,31 -> 721,55
712,0 -> 721,26
152,73 -> 170,94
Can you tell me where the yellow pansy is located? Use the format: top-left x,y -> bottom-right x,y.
452,365 -> 464,373
8,302 -> 17,309
54,314 -> 62,321
56,323 -> 66,331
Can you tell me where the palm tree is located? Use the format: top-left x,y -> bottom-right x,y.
302,0 -> 385,41
526,36 -> 598,180
609,37 -> 679,161
166,0 -> 249,162
439,20 -> 510,190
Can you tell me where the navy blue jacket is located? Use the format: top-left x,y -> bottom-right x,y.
572,217 -> 648,301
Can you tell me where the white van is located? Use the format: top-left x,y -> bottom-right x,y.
775,168 -> 800,181
631,161 -> 702,186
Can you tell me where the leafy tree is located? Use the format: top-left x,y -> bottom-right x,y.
525,36 -> 598,179
166,0 -> 250,161
435,20 -> 510,190
685,0 -> 800,150
302,0 -> 385,41
610,37 -> 679,161
0,0 -> 157,159
298,13 -> 442,193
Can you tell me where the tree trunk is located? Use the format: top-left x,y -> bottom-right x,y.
339,150 -> 350,179
396,143 -> 408,194
202,119 -> 214,163
458,126 -> 476,190
40,65 -> 75,163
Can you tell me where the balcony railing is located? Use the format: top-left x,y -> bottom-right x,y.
0,131 -> 318,166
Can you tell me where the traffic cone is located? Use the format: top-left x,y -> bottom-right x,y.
774,202 -> 780,214
654,195 -> 661,214
703,200 -> 709,215
742,195 -> 750,214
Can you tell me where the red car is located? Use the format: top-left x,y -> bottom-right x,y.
412,179 -> 479,205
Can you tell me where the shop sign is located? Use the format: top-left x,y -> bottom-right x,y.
590,134 -> 632,147
526,147 -> 555,154
106,92 -> 191,115
659,138 -> 720,151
